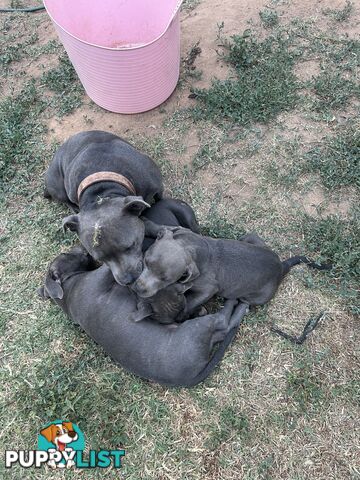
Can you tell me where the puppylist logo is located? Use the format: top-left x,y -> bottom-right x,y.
5,420 -> 125,470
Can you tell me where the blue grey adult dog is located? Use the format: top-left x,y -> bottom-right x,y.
44,130 -> 164,286
38,247 -> 248,387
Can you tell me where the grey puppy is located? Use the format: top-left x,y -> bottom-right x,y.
44,130 -> 163,286
136,198 -> 200,323
133,228 -> 328,319
38,247 -> 248,388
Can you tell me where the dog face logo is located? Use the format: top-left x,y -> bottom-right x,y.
38,420 -> 84,469
6,420 -> 125,470
40,422 -> 78,451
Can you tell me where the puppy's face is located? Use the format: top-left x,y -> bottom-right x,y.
133,283 -> 192,323
132,229 -> 200,298
38,246 -> 97,300
40,422 -> 78,449
63,196 -> 149,286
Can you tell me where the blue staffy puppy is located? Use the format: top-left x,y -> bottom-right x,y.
44,130 -> 163,286
133,228 -> 330,320
38,247 -> 248,388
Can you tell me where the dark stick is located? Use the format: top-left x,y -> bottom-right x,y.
271,312 -> 325,345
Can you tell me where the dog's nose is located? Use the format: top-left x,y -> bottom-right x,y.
68,430 -> 77,438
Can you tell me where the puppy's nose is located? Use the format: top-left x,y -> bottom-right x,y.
68,431 -> 77,438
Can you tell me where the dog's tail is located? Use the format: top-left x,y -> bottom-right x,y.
181,325 -> 240,388
282,256 -> 332,276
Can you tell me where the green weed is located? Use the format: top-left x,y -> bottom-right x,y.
312,70 -> 359,111
305,122 -> 360,190
286,354 -> 325,412
41,54 -> 84,115
181,0 -> 201,11
192,29 -> 299,124
323,0 -> 353,22
259,9 -> 279,29
301,210 -> 360,313
0,81 -> 46,190
0,33 -> 38,70
207,406 -> 250,449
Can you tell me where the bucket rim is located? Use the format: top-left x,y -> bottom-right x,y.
43,0 -> 183,51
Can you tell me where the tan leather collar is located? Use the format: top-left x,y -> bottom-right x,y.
77,172 -> 136,201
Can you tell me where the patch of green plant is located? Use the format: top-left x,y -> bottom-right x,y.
200,203 -> 245,239
181,0 -> 201,11
241,342 -> 260,379
330,379 -> 360,405
325,37 -> 360,73
41,54 -> 84,115
305,122 -> 360,190
301,210 -> 359,313
192,28 -> 299,125
323,0 -> 353,22
257,455 -> 275,479
312,69 -> 359,111
286,354 -> 325,412
302,211 -> 359,279
263,121 -> 359,192
259,9 -> 279,29
0,81 -> 46,190
207,406 -> 250,449
192,139 -> 224,171
0,33 -> 38,70
182,41 -> 202,82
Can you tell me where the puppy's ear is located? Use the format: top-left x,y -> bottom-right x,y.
40,424 -> 56,443
156,228 -> 174,240
179,262 -> 200,284
37,286 -> 48,299
62,215 -> 79,233
124,196 -> 150,216
131,301 -> 153,322
44,273 -> 64,300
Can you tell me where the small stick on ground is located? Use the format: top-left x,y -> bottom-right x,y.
271,312 -> 326,345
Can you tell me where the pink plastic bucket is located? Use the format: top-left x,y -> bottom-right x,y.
43,0 -> 183,113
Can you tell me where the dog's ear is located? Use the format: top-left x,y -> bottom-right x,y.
40,424 -> 57,443
124,196 -> 150,216
179,262 -> 200,284
37,286 -> 49,299
62,421 -> 74,432
62,215 -> 79,233
131,301 -> 153,322
156,228 -> 174,241
44,273 -> 64,299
